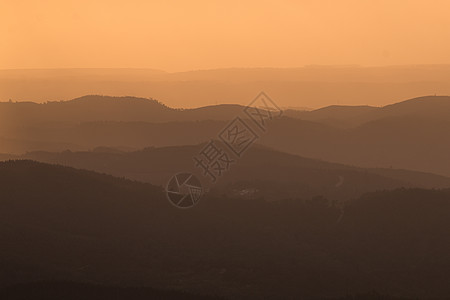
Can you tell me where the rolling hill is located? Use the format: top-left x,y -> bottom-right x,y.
2,94 -> 450,128
2,95 -> 450,178
0,95 -> 244,128
287,95 -> 450,128
4,144 -> 450,202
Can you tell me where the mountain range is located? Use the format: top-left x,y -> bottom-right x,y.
2,66 -> 450,108
2,95 -> 450,177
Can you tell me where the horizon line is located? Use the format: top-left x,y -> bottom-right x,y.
3,63 -> 450,73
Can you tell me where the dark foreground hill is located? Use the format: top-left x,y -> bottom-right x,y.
0,282 -> 223,300
1,160 -> 450,299
0,282 -> 417,300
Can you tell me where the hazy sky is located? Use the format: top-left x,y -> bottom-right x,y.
1,0 -> 450,72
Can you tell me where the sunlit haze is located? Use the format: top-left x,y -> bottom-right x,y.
2,0 -> 450,71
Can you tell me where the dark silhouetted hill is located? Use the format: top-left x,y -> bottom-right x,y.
1,160 -> 450,298
0,282 -> 223,300
0,282 -> 419,300
4,144 -> 450,202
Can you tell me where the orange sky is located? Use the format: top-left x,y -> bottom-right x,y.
1,0 -> 450,72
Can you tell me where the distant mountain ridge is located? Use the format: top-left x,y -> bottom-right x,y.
285,95 -> 450,127
0,95 -> 246,127
2,65 -> 450,108
2,94 -> 450,127
2,95 -> 450,177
